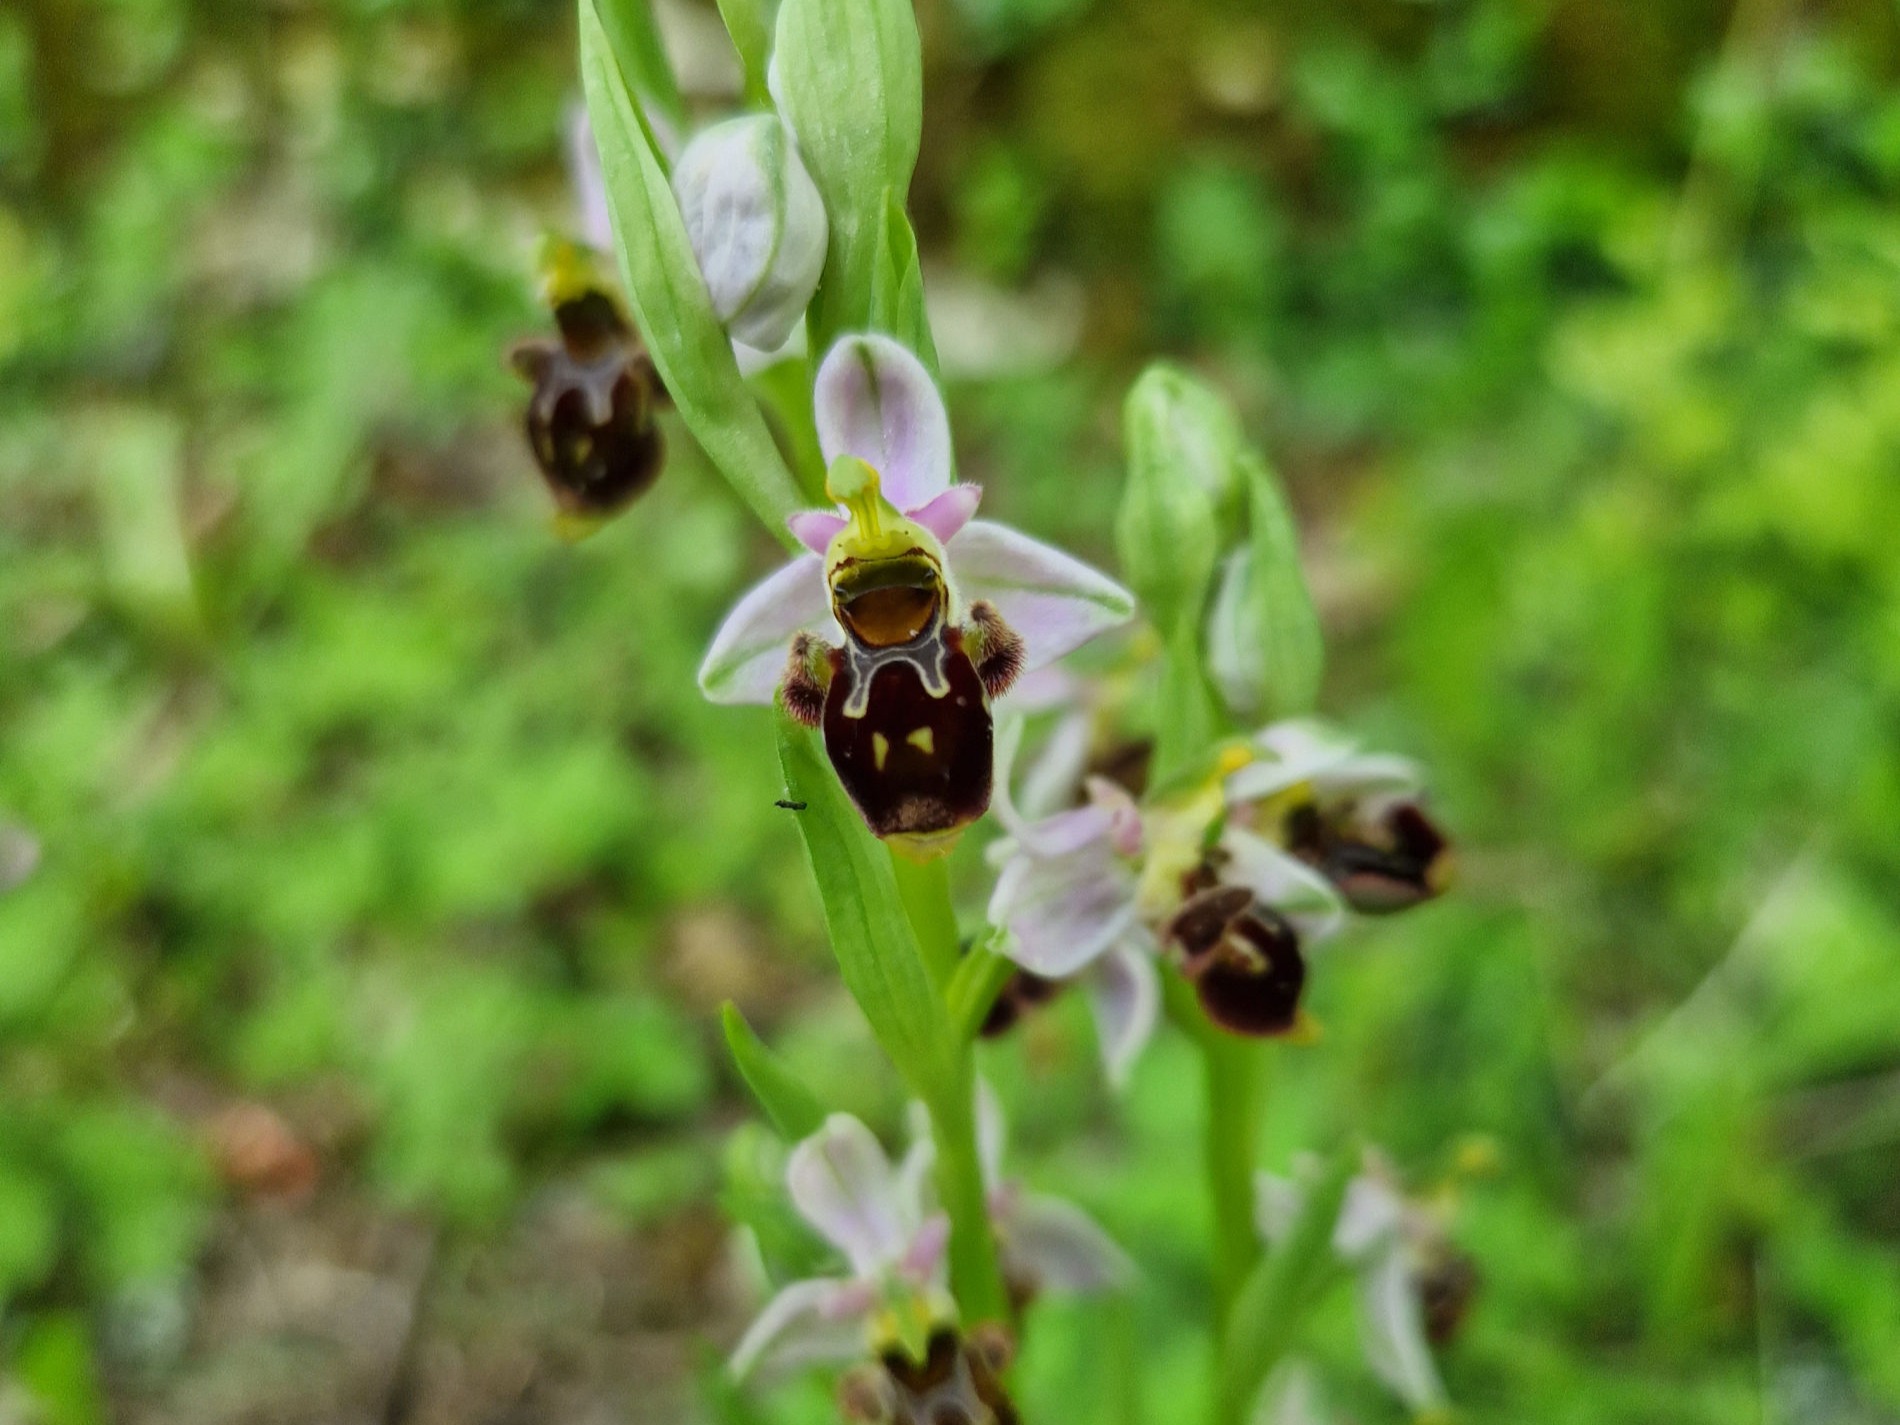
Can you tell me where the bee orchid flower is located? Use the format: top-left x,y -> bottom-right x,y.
1256,1153 -> 1474,1422
731,1114 -> 953,1383
699,333 -> 1134,854
1223,721 -> 1453,915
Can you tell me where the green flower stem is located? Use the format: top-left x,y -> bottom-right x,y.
890,852 -> 961,994
1203,1032 -> 1265,1332
949,937 -> 1015,1042
927,1055 -> 1011,1326
888,859 -> 1010,1326
1152,622 -> 1224,788
1164,971 -> 1267,1425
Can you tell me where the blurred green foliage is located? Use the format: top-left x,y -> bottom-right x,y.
5,0 -> 1900,1421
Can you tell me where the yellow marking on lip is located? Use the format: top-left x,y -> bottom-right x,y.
906,727 -> 935,755
873,732 -> 891,771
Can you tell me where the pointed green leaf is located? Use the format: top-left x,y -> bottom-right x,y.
594,0 -> 686,141
870,194 -> 937,374
713,0 -> 774,106
776,720 -> 956,1099
1238,450 -> 1324,719
720,1001 -> 827,1140
772,0 -> 923,346
579,0 -> 804,543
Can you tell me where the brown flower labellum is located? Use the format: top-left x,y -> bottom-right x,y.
783,555 -> 1022,855
508,287 -> 668,526
837,1325 -> 1020,1425
1285,797 -> 1451,915
1164,884 -> 1307,1037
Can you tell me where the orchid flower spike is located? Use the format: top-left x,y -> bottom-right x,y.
1257,1153 -> 1475,1422
730,1114 -> 952,1382
1224,721 -> 1454,915
699,333 -> 1134,854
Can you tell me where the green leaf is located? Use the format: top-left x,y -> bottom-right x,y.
776,720 -> 957,1100
720,1001 -> 828,1140
1217,1146 -> 1354,1421
870,193 -> 937,374
772,0 -> 923,347
594,0 -> 686,141
1235,450 -> 1324,719
713,0 -> 774,107
579,0 -> 805,543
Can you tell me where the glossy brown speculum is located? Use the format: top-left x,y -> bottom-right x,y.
1165,885 -> 1307,1037
509,289 -> 666,520
833,553 -> 945,648
1285,798 -> 1451,915
822,626 -> 993,842
838,1327 -> 1020,1425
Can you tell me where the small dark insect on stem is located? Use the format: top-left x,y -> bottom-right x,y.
774,799 -> 807,811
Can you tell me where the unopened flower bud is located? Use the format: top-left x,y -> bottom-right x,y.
672,114 -> 828,352
1117,365 -> 1241,640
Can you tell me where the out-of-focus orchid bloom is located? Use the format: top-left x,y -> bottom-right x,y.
973,1081 -> 1133,1302
699,334 -> 1133,852
1224,721 -> 1453,915
1256,1154 -> 1469,1422
508,242 -> 670,536
836,1324 -> 1020,1425
731,1114 -> 952,1382
983,719 -> 1159,1084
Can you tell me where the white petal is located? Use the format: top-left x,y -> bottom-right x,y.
698,554 -> 835,705
565,103 -> 613,254
1004,1193 -> 1133,1296
729,1276 -> 867,1381
947,521 -> 1135,672
1221,828 -> 1345,944
1333,1174 -> 1407,1261
1017,709 -> 1092,821
1085,938 -> 1159,1088
900,1211 -> 952,1288
813,333 -> 952,510
787,1115 -> 911,1276
1356,1248 -> 1447,1413
988,837 -> 1140,979
1226,720 -> 1421,806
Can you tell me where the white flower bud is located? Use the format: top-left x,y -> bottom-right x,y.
671,114 -> 828,352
